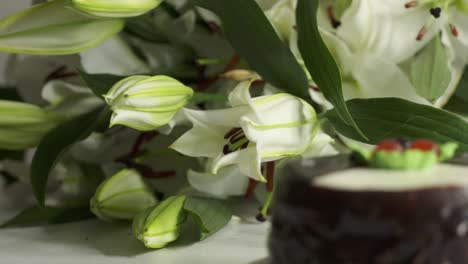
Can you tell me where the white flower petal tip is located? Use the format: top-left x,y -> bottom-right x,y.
104,75 -> 194,131
132,195 -> 187,248
72,0 -> 162,18
90,169 -> 158,221
0,100 -> 65,150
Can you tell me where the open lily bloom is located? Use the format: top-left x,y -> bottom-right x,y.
299,30 -> 429,108
334,0 -> 468,107
187,131 -> 335,199
171,80 -> 319,182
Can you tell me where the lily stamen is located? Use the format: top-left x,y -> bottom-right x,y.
229,129 -> 245,143
244,179 -> 258,199
416,25 -> 428,41
327,6 -> 341,29
224,127 -> 242,139
223,127 -> 250,154
450,24 -> 459,37
404,1 -> 418,8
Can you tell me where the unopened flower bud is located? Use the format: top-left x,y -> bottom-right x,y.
104,75 -> 193,131
132,195 -> 187,249
72,0 -> 162,18
90,169 -> 158,221
0,100 -> 64,150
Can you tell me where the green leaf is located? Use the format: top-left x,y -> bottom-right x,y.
1,206 -> 93,228
445,67 -> 468,115
411,34 -> 451,100
184,196 -> 232,240
79,72 -> 126,98
296,0 -> 364,138
325,98 -> 468,151
192,92 -> 228,104
31,107 -> 111,206
125,15 -> 168,43
0,0 -> 124,55
191,0 -> 309,100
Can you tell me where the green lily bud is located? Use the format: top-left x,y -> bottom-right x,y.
0,0 -> 124,55
90,169 -> 158,221
72,0 -> 162,18
132,195 -> 187,249
104,75 -> 193,131
0,100 -> 64,150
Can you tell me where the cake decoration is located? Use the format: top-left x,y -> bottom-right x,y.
351,139 -> 458,170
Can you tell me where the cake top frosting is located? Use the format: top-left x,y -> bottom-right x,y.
313,164 -> 468,191
350,139 -> 458,170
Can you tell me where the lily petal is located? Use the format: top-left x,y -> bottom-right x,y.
110,108 -> 177,131
347,52 -> 428,104
187,166 -> 250,199
170,126 -> 226,158
80,36 -> 149,75
338,0 -> 440,63
212,146 -> 265,181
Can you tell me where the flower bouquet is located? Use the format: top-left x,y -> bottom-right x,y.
0,0 -> 468,262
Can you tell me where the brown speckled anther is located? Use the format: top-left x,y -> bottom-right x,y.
269,156 -> 468,264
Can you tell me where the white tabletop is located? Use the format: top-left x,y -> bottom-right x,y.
0,185 -> 270,264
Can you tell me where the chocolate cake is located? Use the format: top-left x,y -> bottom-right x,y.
270,143 -> 468,264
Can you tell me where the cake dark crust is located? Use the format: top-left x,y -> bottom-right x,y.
269,158 -> 468,264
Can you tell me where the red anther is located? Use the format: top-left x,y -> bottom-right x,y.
404,1 -> 418,8
409,139 -> 440,155
266,162 -> 275,192
244,179 -> 258,199
416,26 -> 428,41
450,24 -> 459,37
375,139 -> 404,152
44,65 -> 78,83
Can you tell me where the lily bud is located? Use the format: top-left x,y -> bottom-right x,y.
104,75 -> 193,131
132,195 -> 187,249
90,169 -> 158,221
0,100 -> 64,150
72,0 -> 162,18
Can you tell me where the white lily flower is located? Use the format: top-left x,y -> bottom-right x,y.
335,0 -> 468,106
187,131 -> 335,199
171,80 -> 319,181
299,30 -> 429,107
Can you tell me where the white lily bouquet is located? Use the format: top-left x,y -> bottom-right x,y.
0,0 -> 467,250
